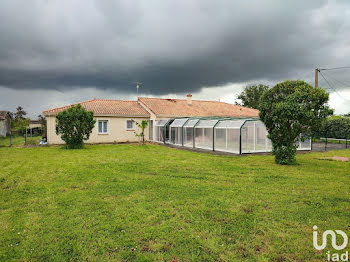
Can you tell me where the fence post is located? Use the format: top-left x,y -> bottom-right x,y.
310,136 -> 313,151
325,137 -> 327,151
346,137 -> 348,149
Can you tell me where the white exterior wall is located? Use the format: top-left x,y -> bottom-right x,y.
0,118 -> 11,137
137,100 -> 157,140
0,120 -> 7,137
46,115 -> 150,144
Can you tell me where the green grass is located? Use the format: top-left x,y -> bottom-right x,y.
0,144 -> 349,261
313,137 -> 349,145
0,136 -> 41,147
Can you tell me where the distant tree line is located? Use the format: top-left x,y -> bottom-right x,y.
314,117 -> 350,139
9,106 -> 46,136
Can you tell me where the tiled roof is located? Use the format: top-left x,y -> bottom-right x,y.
138,97 -> 259,118
43,99 -> 150,117
0,111 -> 10,120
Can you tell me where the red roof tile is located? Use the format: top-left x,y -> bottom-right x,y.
138,97 -> 259,118
43,99 -> 150,117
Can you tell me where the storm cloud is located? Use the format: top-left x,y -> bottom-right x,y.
0,0 -> 350,116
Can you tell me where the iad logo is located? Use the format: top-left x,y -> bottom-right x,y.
313,225 -> 349,261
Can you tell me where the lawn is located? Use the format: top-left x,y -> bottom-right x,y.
0,144 -> 349,261
0,136 -> 41,147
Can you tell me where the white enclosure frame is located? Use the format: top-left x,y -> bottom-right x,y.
156,117 -> 312,154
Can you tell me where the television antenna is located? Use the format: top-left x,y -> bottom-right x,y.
134,82 -> 142,97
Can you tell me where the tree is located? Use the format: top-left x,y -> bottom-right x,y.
236,84 -> 269,109
14,106 -> 27,120
11,118 -> 29,135
314,117 -> 350,139
259,80 -> 333,165
134,120 -> 149,145
11,106 -> 28,135
38,114 -> 47,136
55,104 -> 96,149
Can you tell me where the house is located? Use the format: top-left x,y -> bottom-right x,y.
28,120 -> 42,129
0,111 -> 11,137
43,95 -> 259,144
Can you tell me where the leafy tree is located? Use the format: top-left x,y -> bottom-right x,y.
11,118 -> 29,135
15,106 -> 27,120
236,84 -> 269,109
11,106 -> 28,135
259,80 -> 333,165
134,120 -> 149,145
55,105 -> 96,149
315,117 -> 350,139
38,114 -> 47,136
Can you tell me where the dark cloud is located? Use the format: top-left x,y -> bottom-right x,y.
0,0 -> 349,96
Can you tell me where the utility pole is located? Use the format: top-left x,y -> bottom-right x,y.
315,68 -> 319,88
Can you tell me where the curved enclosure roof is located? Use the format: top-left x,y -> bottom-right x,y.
216,120 -> 246,129
196,119 -> 219,128
155,119 -> 170,126
184,119 -> 200,128
170,118 -> 188,127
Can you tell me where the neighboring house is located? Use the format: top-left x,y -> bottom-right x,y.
28,120 -> 42,129
43,95 -> 259,144
0,111 -> 11,137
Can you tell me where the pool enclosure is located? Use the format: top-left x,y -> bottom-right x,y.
154,117 -> 312,154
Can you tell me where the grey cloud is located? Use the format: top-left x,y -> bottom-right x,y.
0,0 -> 349,96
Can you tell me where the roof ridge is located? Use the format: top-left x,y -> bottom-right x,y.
43,98 -> 140,113
139,96 -> 253,106
138,97 -> 221,103
92,98 -> 138,102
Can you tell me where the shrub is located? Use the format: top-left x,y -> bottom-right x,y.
259,80 -> 333,165
55,105 -> 96,149
134,120 -> 148,145
315,117 -> 350,139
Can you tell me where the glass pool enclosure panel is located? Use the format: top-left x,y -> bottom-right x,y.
214,120 -> 244,153
156,117 -> 311,154
297,134 -> 312,150
154,119 -> 169,143
183,119 -> 199,147
241,120 -> 271,153
194,120 -> 219,150
169,118 -> 188,145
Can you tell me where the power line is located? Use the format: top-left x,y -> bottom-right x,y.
319,66 -> 350,71
319,71 -> 350,103
322,72 -> 350,88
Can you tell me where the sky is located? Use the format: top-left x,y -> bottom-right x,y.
0,0 -> 350,118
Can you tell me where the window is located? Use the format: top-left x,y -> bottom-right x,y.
98,120 -> 108,134
126,120 -> 134,130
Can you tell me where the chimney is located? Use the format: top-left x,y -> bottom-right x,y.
186,94 -> 192,106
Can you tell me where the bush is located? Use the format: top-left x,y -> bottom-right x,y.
259,80 -> 333,165
315,117 -> 350,139
55,105 -> 96,149
273,145 -> 297,165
